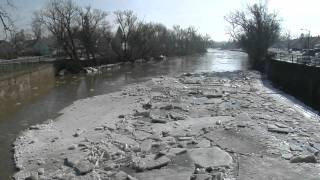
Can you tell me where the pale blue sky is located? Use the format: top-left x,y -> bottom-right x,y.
8,0 -> 320,41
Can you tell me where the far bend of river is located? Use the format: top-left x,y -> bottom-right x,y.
0,49 -> 249,179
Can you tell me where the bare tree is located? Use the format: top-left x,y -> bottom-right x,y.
95,25 -> 114,62
113,10 -> 137,60
10,29 -> 33,56
279,30 -> 292,51
169,25 -> 208,55
31,12 -> 43,41
39,0 -> 80,61
152,23 -> 169,56
78,6 -> 108,60
0,0 -> 14,38
32,1 -> 210,64
225,3 -> 280,70
129,22 -> 157,59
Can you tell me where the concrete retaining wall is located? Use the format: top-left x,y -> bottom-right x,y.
266,60 -> 320,111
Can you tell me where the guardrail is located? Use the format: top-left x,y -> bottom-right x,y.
274,53 -> 320,67
0,56 -> 56,76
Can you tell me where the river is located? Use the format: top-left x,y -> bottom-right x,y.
0,49 -> 249,179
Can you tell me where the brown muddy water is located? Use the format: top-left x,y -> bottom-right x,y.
0,49 -> 249,179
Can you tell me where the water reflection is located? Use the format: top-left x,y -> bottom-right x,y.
0,66 -> 56,118
0,49 -> 248,179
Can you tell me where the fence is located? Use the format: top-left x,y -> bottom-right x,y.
275,53 -> 320,67
0,56 -> 55,76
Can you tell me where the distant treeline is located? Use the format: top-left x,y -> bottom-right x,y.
213,41 -> 239,50
0,0 -> 213,63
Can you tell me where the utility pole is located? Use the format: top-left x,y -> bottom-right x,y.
301,29 -> 311,55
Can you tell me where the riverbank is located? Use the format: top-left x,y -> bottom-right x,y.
13,70 -> 320,179
54,55 -> 169,76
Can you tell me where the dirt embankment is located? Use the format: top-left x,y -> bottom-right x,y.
13,71 -> 320,180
